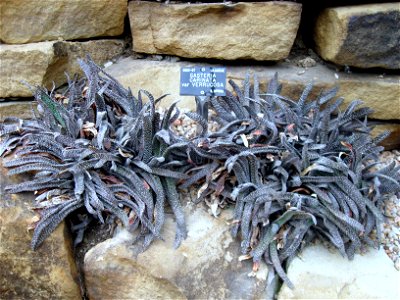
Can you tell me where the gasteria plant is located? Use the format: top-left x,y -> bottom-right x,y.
181,74 -> 400,289
1,58 -> 399,292
0,56 -> 188,250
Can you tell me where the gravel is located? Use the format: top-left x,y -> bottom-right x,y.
171,110 -> 219,139
379,150 -> 400,270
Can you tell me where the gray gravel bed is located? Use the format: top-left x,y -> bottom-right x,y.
379,150 -> 400,270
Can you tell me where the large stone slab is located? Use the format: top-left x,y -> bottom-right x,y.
84,204 -> 270,299
105,57 -> 400,120
0,0 -> 127,44
128,1 -> 301,61
0,164 -> 81,299
314,3 -> 400,69
0,40 -> 125,98
278,244 -> 400,299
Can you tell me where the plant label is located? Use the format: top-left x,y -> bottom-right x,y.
180,66 -> 226,96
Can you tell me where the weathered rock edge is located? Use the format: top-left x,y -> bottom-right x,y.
314,3 -> 400,69
0,40 -> 125,98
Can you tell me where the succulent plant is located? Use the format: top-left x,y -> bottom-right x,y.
182,73 -> 400,289
0,56 -> 188,250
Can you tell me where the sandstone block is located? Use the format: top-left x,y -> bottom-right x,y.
314,3 -> 400,69
128,1 -> 301,61
0,40 -> 124,98
278,244 -> 400,299
0,0 -> 127,44
0,164 -> 81,299
0,42 -> 58,98
105,57 -> 400,120
0,102 -> 37,121
84,204 -> 270,299
46,40 -> 126,88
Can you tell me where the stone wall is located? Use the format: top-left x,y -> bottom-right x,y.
0,0 -> 128,97
0,1 -> 399,299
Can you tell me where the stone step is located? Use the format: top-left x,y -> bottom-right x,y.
128,1 -> 301,61
0,0 -> 126,44
0,40 -> 125,98
314,3 -> 400,69
104,57 -> 400,121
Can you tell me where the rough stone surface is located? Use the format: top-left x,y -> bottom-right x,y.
0,164 -> 81,299
0,0 -> 127,44
105,57 -> 400,120
0,102 -> 37,121
278,244 -> 400,299
0,40 -> 125,98
84,204 -> 270,299
128,1 -> 301,61
45,40 -> 126,89
314,3 -> 400,69
0,42 -> 59,98
370,123 -> 400,150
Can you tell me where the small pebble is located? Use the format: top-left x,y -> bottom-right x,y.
297,70 -> 306,75
103,61 -> 113,68
153,55 -> 164,61
297,57 -> 316,68
395,259 -> 400,271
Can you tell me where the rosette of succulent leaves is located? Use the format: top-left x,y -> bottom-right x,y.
181,73 -> 400,289
0,56 -> 189,251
